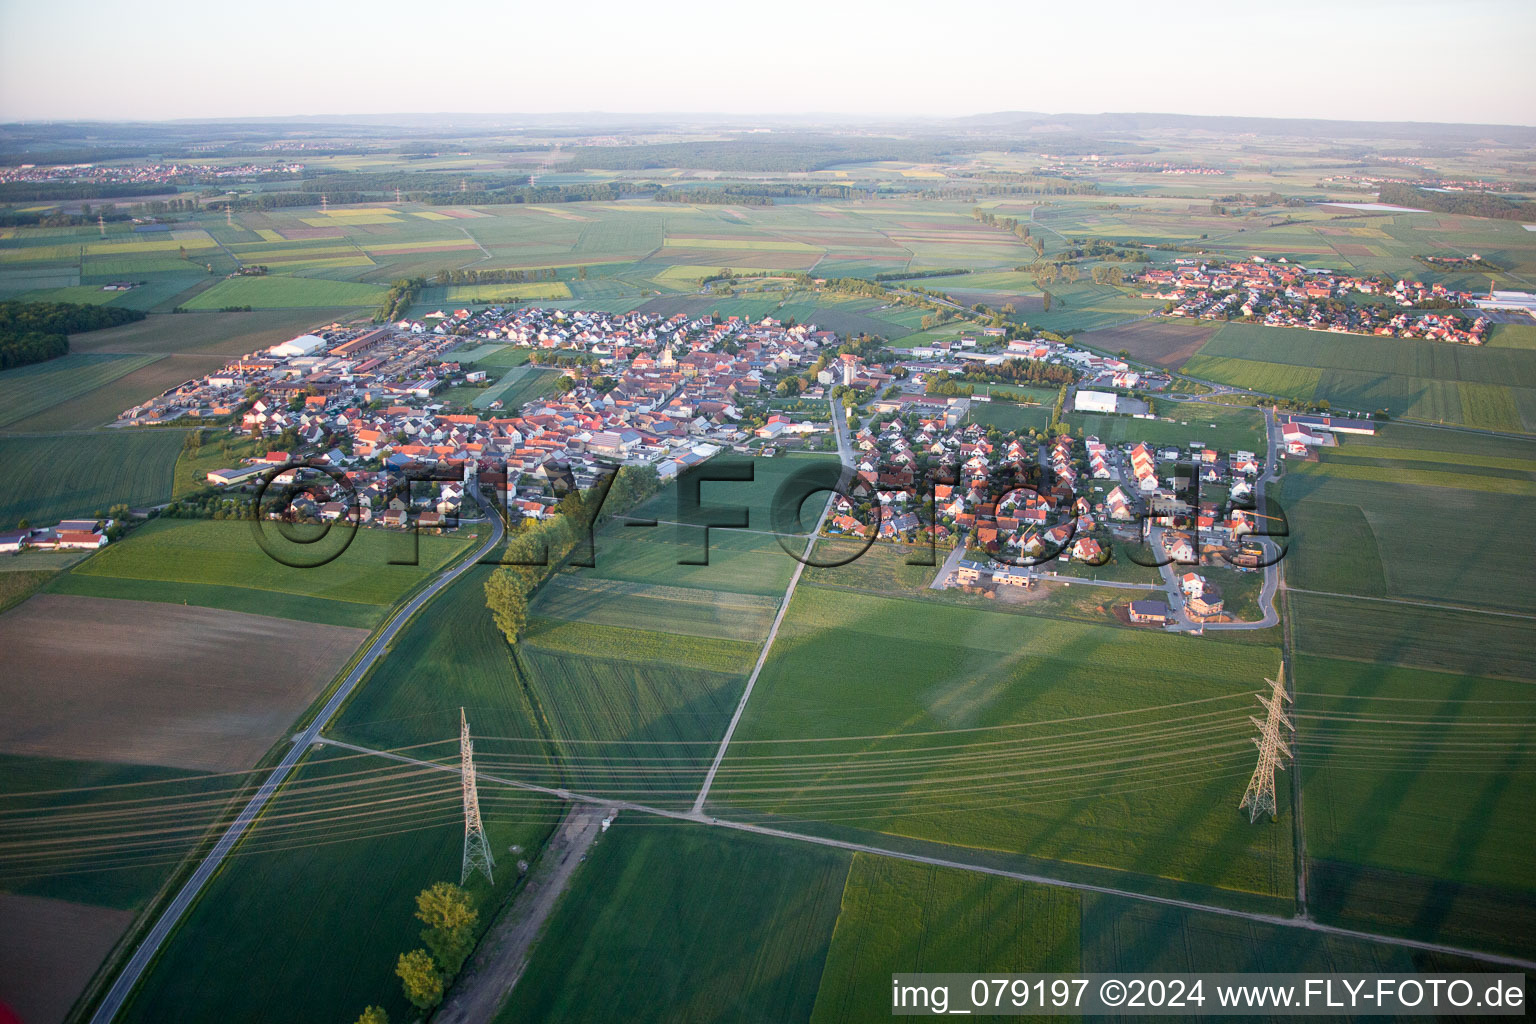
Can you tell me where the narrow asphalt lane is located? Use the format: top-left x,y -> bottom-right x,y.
89,502 -> 506,1024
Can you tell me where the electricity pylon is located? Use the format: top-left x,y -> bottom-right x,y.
460,707 -> 495,884
1239,675 -> 1292,823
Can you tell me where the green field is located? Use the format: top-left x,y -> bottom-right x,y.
53,519 -> 473,628
1077,890 -> 1479,973
456,343 -> 532,370
497,824 -> 848,1024
811,854 -> 1079,1023
532,575 -> 777,641
1180,355 -> 1323,401
329,543 -> 756,806
970,401 -> 1052,433
0,353 -> 162,428
711,586 -> 1292,905
0,753 -> 232,911
1293,655 -> 1536,955
336,454 -> 836,805
118,746 -> 560,1024
1279,433 -> 1536,614
0,431 -> 183,527
1181,323 -> 1536,429
181,276 -> 389,310
1289,591 -> 1535,680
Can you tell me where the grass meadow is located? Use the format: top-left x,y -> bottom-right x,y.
1182,323 -> 1536,429
1279,430 -> 1536,614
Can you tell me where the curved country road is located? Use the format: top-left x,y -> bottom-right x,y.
88,502 -> 506,1024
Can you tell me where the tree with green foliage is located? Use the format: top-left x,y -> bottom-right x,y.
483,566 -> 530,645
396,949 -> 443,1010
416,882 -> 479,977
354,1007 -> 389,1024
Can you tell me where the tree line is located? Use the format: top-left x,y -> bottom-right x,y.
375,278 -> 424,323
559,134 -> 963,173
972,207 -> 1045,257
433,267 -> 559,286
0,300 -> 145,370
484,466 -> 661,646
1380,183 -> 1536,222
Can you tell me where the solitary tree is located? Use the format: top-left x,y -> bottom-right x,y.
396,949 -> 443,1010
354,1007 -> 389,1024
483,568 -> 528,645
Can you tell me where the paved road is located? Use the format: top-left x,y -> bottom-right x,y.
1117,406 -> 1281,633
928,543 -> 967,589
88,503 -> 506,1024
690,397 -> 854,815
1048,574 -> 1159,590
317,738 -> 1536,974
1203,403 -> 1283,631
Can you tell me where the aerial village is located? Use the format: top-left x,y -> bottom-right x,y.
2,297 -> 1378,596
114,306 -> 860,529
827,411 -> 1271,606
1138,258 -> 1492,342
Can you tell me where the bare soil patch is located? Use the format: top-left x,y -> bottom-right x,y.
0,893 -> 133,1024
0,594 -> 367,772
1077,319 -> 1218,369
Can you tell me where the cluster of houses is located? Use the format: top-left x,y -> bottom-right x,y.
0,160 -> 303,187
1138,259 -> 1490,343
0,519 -> 111,554
822,405 -> 1271,580
145,307 -> 865,527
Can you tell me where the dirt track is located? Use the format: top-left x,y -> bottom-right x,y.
435,804 -> 608,1024
0,594 -> 367,772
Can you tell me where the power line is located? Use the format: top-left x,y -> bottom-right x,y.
461,707 -> 495,885
1240,675 -> 1293,823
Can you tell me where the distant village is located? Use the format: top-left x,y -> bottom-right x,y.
0,161 -> 304,187
1137,258 -> 1492,343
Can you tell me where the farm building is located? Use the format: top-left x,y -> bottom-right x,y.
206,465 -> 268,487
1073,389 -> 1119,414
1281,413 -> 1376,436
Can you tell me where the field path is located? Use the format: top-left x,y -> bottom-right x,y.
690,398 -> 854,815
88,502 -> 505,1024
434,804 -> 608,1024
1284,587 -> 1536,619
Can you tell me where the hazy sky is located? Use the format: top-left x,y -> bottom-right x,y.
3,0 -> 1533,125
